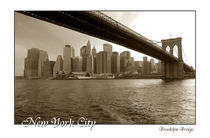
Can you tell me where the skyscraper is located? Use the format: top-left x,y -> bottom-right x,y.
150,58 -> 155,73
120,51 -> 130,59
92,46 -> 97,73
53,55 -> 63,77
134,61 -> 142,73
143,56 -> 150,74
120,51 -> 130,73
43,60 -> 54,78
127,57 -> 135,73
103,43 -> 112,73
43,60 -> 55,78
24,48 -> 40,79
86,56 -> 94,73
96,52 -> 103,74
72,56 -> 82,72
157,60 -> 162,74
80,46 -> 87,57
80,40 -> 92,72
86,40 -> 91,56
96,51 -> 107,74
63,45 -> 75,74
111,52 -> 120,74
80,45 -> 87,72
38,50 -> 48,77
92,46 -> 97,57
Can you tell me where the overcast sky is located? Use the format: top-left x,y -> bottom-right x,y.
15,11 -> 195,76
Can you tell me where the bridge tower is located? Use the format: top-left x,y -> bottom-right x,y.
161,37 -> 184,79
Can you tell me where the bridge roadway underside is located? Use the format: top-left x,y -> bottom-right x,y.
17,11 -> 193,73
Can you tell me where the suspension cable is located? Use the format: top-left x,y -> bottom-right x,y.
183,48 -> 188,64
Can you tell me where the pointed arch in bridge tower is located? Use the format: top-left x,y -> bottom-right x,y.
173,45 -> 178,58
161,37 -> 184,80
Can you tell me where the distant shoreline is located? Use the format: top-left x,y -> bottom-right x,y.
15,76 -> 195,80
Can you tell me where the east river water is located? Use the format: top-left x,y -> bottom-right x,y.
15,79 -> 195,124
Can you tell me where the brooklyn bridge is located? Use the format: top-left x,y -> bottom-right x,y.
17,11 -> 195,80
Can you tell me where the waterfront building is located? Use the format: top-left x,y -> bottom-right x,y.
80,40 -> 92,72
120,51 -> 130,59
157,60 -> 162,74
92,46 -> 97,73
96,51 -> 107,74
120,56 -> 127,72
120,51 -> 130,73
103,43 -> 112,73
111,52 -> 120,74
150,58 -> 155,73
63,45 -> 75,74
86,56 -> 94,73
72,56 -> 82,72
24,48 -> 40,79
43,60 -> 53,77
134,61 -> 142,74
143,56 -> 150,74
50,61 -> 55,74
80,46 -> 87,57
126,57 -> 135,73
92,46 -> 97,57
53,55 -> 63,77
86,40 -> 91,56
38,50 -> 49,77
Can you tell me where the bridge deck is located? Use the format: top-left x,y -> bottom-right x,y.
17,11 -> 194,72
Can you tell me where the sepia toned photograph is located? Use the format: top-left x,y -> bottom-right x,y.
14,11 -> 195,126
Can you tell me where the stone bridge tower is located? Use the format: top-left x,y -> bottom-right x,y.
161,37 -> 184,79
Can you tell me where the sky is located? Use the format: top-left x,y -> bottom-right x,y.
15,11 -> 195,76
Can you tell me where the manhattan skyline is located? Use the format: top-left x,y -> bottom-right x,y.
15,11 -> 195,76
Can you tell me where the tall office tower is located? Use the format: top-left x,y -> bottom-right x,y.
50,61 -> 55,73
91,46 -> 97,73
24,48 -> 40,79
96,52 -> 102,74
38,50 -> 49,77
96,51 -> 107,74
53,55 -> 63,77
63,45 -> 75,74
143,56 -> 150,74
72,56 -> 83,72
24,58 -> 27,77
120,56 -> 126,72
120,51 -> 130,73
150,58 -> 155,73
93,56 -> 97,73
80,44 -> 88,72
139,61 -> 143,67
111,52 -> 120,74
157,60 -> 162,74
86,56 -> 94,73
80,46 -> 86,57
120,51 -> 130,59
127,57 -> 135,73
43,60 -> 55,77
92,46 -> 97,57
103,43 -> 112,73
86,40 -> 91,56
43,60 -> 51,77
134,61 -> 141,73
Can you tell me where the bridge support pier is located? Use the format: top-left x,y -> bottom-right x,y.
161,37 -> 185,80
162,61 -> 184,80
